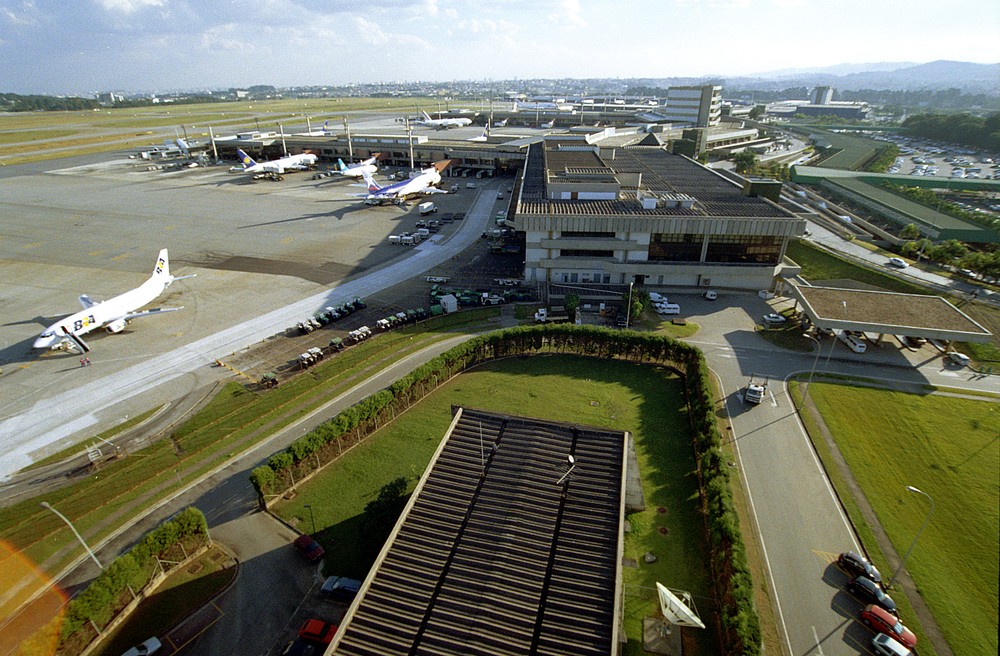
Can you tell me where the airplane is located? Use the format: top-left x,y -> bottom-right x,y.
229,148 -> 318,175
413,111 -> 472,130
33,249 -> 194,353
331,156 -> 378,178
541,119 -> 556,129
360,161 -> 450,204
468,128 -> 489,143
493,118 -> 508,128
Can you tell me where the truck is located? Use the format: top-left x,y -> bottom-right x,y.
418,201 -> 438,215
745,375 -> 768,405
534,306 -> 570,323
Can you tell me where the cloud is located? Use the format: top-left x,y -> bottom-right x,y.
549,0 -> 587,27
96,0 -> 165,13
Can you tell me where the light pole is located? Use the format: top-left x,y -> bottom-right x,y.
40,501 -> 103,571
304,504 -> 316,536
887,486 -> 934,589
625,282 -> 634,329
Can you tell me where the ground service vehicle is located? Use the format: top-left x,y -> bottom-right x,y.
534,306 -> 570,323
418,201 -> 438,215
745,375 -> 768,405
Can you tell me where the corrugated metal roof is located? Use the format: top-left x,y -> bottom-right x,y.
331,407 -> 626,656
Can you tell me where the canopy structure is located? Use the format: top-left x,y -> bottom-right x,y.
656,583 -> 705,629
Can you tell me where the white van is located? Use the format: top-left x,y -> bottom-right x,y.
837,330 -> 867,353
655,303 -> 681,316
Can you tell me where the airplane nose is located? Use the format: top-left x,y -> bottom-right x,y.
33,336 -> 54,349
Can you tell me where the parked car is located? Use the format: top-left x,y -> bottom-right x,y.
321,575 -> 363,602
762,313 -> 787,325
859,605 -> 917,650
888,257 -> 908,269
703,290 -> 717,301
847,576 -> 897,615
298,619 -> 338,645
648,292 -> 666,303
946,351 -> 970,367
293,534 -> 325,562
121,637 -> 162,656
871,632 -> 914,656
837,551 -> 882,585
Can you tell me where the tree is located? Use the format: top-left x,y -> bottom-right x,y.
732,149 -> 757,175
748,105 -> 765,120
900,224 -> 921,240
358,477 -> 409,559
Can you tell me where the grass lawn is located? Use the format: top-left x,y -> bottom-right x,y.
276,355 -> 720,654
804,382 -> 998,656
0,310 -> 497,575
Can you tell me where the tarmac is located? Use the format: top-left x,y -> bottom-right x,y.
0,146 -> 507,479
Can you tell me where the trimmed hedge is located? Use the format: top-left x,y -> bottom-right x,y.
55,507 -> 209,656
250,325 -> 760,655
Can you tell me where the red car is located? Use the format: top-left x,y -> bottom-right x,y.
860,605 -> 917,650
298,618 -> 338,645
293,534 -> 325,561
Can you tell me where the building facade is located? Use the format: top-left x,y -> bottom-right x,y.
662,85 -> 722,127
515,137 -> 806,293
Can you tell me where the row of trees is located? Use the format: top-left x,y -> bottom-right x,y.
902,111 -> 1000,152
22,508 -> 210,656
0,93 -> 99,112
250,324 -> 762,655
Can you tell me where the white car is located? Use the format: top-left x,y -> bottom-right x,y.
946,351 -> 970,367
762,313 -> 786,325
888,257 -> 908,269
648,292 -> 666,303
122,637 -> 162,656
655,303 -> 681,315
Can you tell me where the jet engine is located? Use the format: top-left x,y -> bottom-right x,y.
106,319 -> 128,333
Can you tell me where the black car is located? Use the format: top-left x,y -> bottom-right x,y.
847,576 -> 897,615
838,551 -> 882,585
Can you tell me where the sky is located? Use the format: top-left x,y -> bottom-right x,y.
1,0 -> 999,95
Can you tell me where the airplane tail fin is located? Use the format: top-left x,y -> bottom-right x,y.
362,171 -> 381,192
177,138 -> 190,155
337,158 -> 347,172
236,149 -> 257,169
422,111 -> 432,121
322,120 -> 330,133
152,249 -> 171,280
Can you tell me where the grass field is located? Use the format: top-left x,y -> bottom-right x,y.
0,97 -> 450,165
0,310 -> 497,576
802,382 -> 998,656
274,355 -> 720,654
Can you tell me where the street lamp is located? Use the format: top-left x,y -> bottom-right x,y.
625,282 -> 634,329
40,501 -> 103,571
304,504 -> 316,536
886,486 -> 934,589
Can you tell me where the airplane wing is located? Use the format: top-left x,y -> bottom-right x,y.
121,306 -> 183,321
79,294 -> 99,309
418,187 -> 449,195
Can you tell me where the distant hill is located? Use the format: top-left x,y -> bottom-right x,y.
737,60 -> 1000,93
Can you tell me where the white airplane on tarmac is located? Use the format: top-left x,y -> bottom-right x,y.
331,156 -> 378,178
229,148 -> 317,176
413,111 -> 472,130
360,161 -> 451,204
33,249 -> 194,353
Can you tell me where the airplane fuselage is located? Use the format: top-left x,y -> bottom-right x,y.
33,279 -> 170,349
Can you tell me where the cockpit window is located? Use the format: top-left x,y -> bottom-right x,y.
40,331 -> 55,338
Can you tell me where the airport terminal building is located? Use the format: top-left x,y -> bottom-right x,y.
513,136 -> 807,292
